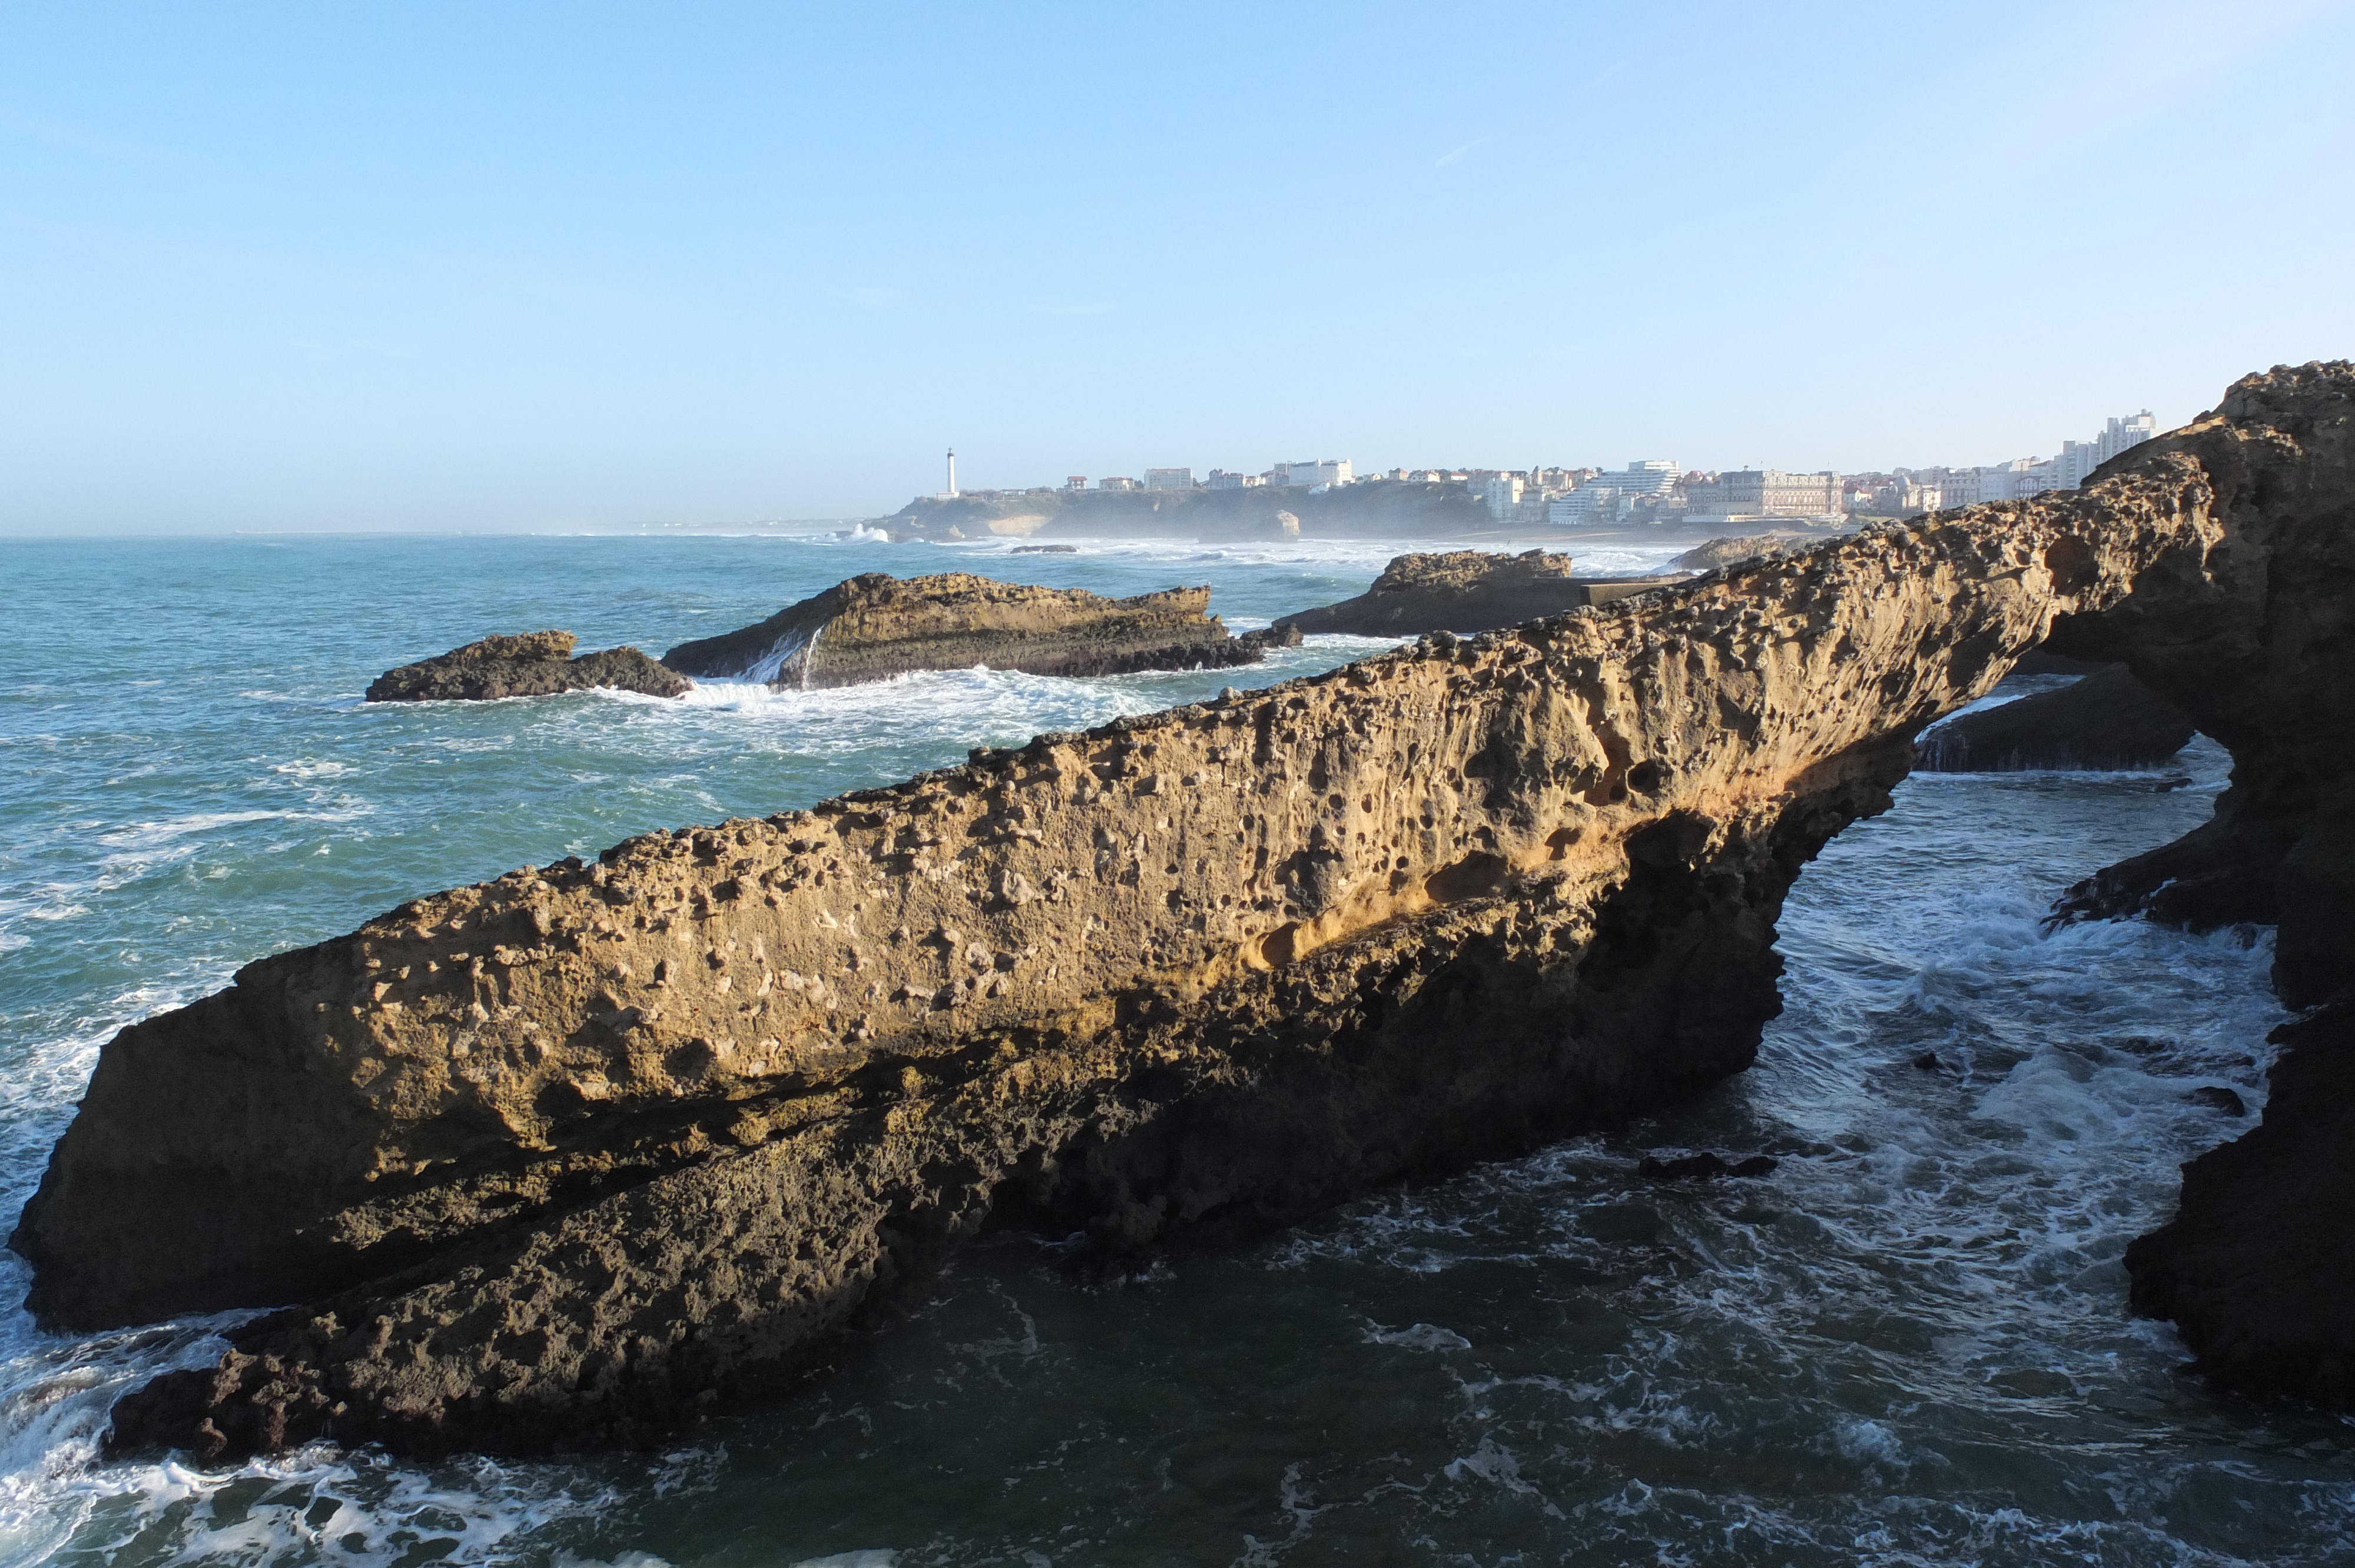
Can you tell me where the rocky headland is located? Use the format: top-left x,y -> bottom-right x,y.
662,572 -> 1289,687
1916,664 -> 2195,772
365,632 -> 689,703
885,479 -> 1488,543
1272,550 -> 1688,637
17,363 -> 2353,1457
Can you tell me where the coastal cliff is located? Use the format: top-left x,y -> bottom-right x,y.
17,364 -> 2353,1456
661,573 -> 1281,687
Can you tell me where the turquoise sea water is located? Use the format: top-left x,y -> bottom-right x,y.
0,531 -> 2348,1565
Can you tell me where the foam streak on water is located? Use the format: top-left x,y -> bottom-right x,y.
0,534 -> 2347,1565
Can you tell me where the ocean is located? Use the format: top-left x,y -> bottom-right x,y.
0,530 -> 2347,1566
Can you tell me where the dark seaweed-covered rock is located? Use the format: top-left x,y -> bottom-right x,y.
365,632 -> 688,703
1916,665 -> 2195,772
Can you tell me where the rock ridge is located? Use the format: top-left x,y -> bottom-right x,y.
16,361 -> 2353,1454
661,572 -> 1282,687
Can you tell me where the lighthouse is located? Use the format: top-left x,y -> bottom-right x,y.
946,448 -> 958,499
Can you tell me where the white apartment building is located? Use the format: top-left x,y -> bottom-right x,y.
1145,467 -> 1194,491
1270,459 -> 1354,488
1099,476 -> 1140,491
1949,410 -> 2161,507
1483,473 -> 1524,520
1205,469 -> 1262,490
1548,460 -> 1679,525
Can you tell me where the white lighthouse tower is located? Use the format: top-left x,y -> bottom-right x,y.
945,448 -> 958,499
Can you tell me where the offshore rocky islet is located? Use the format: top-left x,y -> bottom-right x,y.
13,361 -> 2351,1459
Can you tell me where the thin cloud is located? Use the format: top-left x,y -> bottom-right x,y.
1433,136 -> 1491,168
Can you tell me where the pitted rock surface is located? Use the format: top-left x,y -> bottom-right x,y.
19,363 -> 2355,1453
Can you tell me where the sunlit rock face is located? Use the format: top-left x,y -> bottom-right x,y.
660,571 -> 1281,688
16,363 -> 2350,1457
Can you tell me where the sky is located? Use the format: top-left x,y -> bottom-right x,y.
2,1 -> 2351,533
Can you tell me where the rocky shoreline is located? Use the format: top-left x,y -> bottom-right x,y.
13,363 -> 2351,1457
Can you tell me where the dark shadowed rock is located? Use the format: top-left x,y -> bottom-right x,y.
661,572 -> 1272,687
1272,550 -> 1686,637
2128,993 -> 2355,1403
1638,1152 -> 1777,1180
364,632 -> 690,703
1916,665 -> 2195,772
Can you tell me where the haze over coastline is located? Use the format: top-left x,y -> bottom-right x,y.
3,1 -> 2351,536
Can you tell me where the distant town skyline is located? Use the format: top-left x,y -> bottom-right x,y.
2,2 -> 2349,534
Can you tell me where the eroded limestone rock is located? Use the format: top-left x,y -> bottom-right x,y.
661,572 -> 1276,687
20,363 -> 2355,1454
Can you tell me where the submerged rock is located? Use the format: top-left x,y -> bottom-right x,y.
1916,665 -> 2196,772
1271,550 -> 1686,637
661,572 -> 1272,687
16,362 -> 2355,1456
365,632 -> 689,703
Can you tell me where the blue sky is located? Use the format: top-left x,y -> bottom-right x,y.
3,1 -> 2350,532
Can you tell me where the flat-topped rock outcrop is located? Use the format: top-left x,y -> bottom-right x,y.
365,632 -> 689,703
19,363 -> 2353,1457
1272,549 -> 1686,637
661,572 -> 1285,687
1916,665 -> 2195,772
1669,531 -> 1825,573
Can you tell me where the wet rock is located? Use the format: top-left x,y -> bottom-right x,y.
1638,1152 -> 1778,1180
661,572 -> 1270,687
364,632 -> 689,702
1578,1205 -> 1666,1244
19,361 -> 2355,1454
2185,1086 -> 2248,1116
1912,1051 -> 1948,1072
1271,550 -> 1686,637
2128,991 -> 2355,1404
1916,665 -> 2195,772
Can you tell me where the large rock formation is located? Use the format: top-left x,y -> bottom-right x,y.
1272,550 -> 1687,637
18,363 -> 2353,1457
1667,531 -> 1826,573
365,632 -> 689,703
1916,665 -> 2195,772
661,573 -> 1286,687
2124,993 -> 2355,1404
